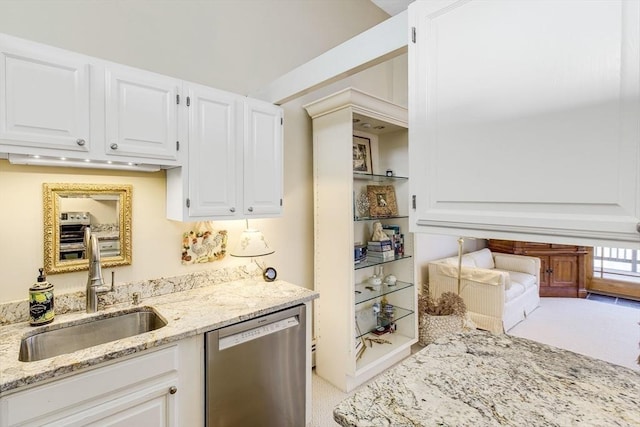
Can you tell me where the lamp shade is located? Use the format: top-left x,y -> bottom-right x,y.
229,229 -> 275,258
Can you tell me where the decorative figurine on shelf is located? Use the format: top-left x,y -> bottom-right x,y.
370,221 -> 391,242
384,274 -> 397,286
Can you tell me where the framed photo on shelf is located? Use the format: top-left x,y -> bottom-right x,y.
366,185 -> 398,217
353,135 -> 372,173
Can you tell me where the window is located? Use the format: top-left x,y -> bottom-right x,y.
593,247 -> 640,283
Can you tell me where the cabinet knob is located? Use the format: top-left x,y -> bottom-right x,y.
110,143 -> 118,150
76,138 -> 86,146
230,207 -> 235,213
169,386 -> 177,394
247,207 -> 253,212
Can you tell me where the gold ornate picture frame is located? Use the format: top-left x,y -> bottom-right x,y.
366,185 -> 398,217
43,183 -> 132,274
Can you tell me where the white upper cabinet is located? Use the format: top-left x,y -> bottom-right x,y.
105,64 -> 182,163
243,98 -> 283,217
0,34 -> 91,154
408,0 -> 640,247
0,32 -> 183,167
181,83 -> 241,219
166,89 -> 283,222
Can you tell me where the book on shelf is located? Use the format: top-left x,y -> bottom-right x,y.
367,250 -> 395,261
383,224 -> 401,235
381,225 -> 405,256
367,240 -> 393,252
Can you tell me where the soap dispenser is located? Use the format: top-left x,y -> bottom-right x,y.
29,268 -> 54,326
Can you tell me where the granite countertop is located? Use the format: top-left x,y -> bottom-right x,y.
334,331 -> 640,426
0,279 -> 318,394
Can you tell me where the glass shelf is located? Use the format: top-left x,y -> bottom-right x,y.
354,254 -> 412,270
354,215 -> 408,222
355,306 -> 414,339
353,172 -> 408,182
354,280 -> 414,305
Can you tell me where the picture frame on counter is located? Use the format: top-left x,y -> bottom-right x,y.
353,135 -> 372,173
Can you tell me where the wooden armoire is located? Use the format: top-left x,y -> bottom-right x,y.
488,240 -> 588,298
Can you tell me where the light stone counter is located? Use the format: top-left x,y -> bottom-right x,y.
334,331 -> 640,426
0,275 -> 317,394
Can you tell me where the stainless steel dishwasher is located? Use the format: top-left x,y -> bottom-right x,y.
205,304 -> 306,427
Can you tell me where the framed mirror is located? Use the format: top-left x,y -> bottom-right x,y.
43,183 -> 132,274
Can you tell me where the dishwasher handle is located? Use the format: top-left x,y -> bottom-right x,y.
218,315 -> 300,350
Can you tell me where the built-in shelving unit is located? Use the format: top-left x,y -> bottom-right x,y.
304,88 -> 416,392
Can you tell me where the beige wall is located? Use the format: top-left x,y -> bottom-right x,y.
0,0 -> 408,303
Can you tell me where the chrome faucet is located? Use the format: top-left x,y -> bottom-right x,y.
85,226 -> 114,313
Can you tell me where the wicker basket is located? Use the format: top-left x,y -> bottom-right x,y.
418,313 -> 464,346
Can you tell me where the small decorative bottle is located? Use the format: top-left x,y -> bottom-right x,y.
29,268 -> 55,326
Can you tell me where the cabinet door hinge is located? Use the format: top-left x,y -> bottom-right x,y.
280,117 -> 283,125
411,27 -> 416,43
280,198 -> 283,206
187,96 -> 191,107
176,94 -> 180,104
186,198 -> 190,208
412,195 -> 416,209
176,141 -> 180,151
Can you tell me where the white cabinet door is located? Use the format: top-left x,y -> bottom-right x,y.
408,0 -> 640,247
0,341 -> 203,427
0,34 -> 90,154
243,98 -> 283,216
105,64 -> 181,163
55,380 -> 176,427
186,83 -> 242,218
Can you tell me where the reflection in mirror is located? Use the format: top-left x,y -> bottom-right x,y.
43,183 -> 132,274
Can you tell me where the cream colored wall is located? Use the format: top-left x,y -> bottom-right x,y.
0,0 -> 404,303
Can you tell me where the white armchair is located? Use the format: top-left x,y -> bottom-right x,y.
427,248 -> 540,333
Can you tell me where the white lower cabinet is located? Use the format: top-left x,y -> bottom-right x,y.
0,336 -> 202,427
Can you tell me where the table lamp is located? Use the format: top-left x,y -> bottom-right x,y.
230,227 -> 277,282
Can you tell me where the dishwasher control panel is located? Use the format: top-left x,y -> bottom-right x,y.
219,316 -> 299,350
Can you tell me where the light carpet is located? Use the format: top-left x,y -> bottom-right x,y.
508,297 -> 640,371
311,297 -> 640,427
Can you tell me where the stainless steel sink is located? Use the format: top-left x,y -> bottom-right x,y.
19,307 -> 167,362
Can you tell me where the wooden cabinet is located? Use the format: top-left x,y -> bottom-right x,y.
0,337 -> 203,427
104,64 -> 182,163
166,88 -> 283,221
408,0 -> 640,247
488,240 -> 588,298
304,88 -> 416,393
0,33 -> 91,155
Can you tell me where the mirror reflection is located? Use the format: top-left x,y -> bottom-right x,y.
43,183 -> 132,274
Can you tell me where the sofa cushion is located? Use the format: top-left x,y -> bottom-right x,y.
497,270 -> 537,290
467,248 -> 495,269
505,282 -> 525,302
